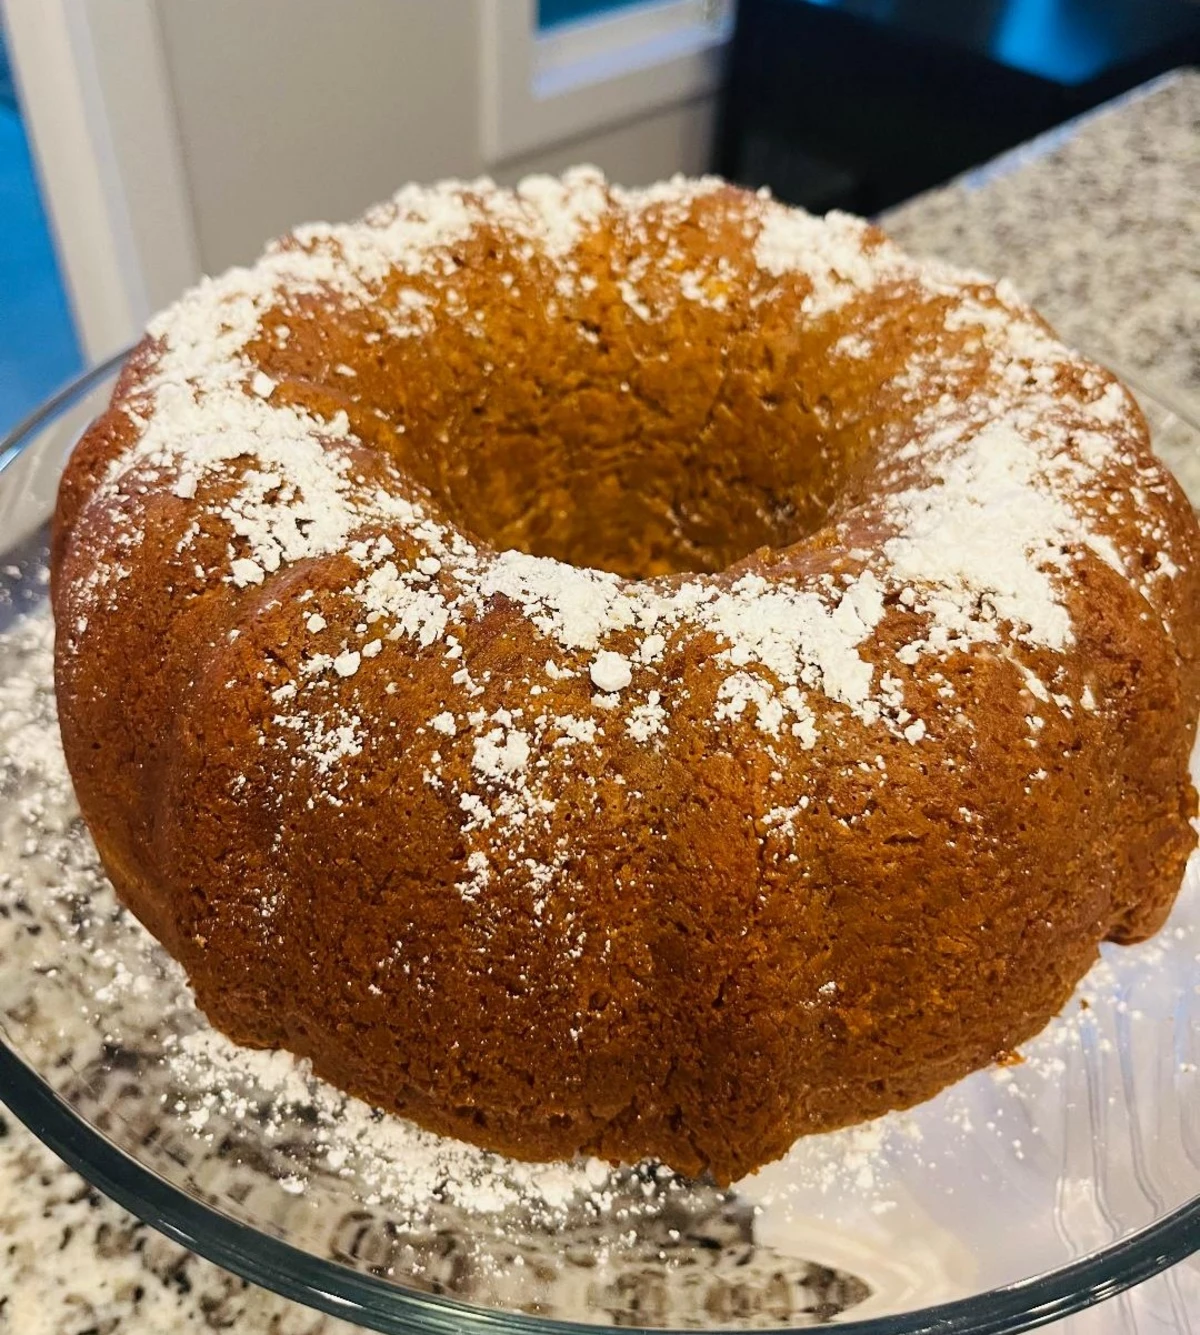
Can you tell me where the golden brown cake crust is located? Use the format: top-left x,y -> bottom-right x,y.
51,170 -> 1200,1182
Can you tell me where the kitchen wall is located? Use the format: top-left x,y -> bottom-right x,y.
153,0 -> 717,274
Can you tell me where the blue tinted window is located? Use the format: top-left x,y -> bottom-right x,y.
538,0 -> 651,30
0,31 -> 83,433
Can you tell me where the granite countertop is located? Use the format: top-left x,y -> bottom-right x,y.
1,69 -> 1198,1335
882,68 -> 1200,419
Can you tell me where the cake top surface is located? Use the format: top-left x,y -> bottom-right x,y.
59,168 -> 1193,911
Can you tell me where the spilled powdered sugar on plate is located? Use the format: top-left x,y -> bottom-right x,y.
3,574 -> 1198,1324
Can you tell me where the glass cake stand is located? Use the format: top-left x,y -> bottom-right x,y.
0,354 -> 1197,1335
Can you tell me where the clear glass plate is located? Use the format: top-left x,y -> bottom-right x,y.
0,355 -> 1197,1335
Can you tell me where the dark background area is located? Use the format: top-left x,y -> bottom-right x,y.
718,0 -> 1200,213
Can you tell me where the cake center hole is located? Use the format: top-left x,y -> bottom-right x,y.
399,371 -> 854,580
256,278 -> 864,579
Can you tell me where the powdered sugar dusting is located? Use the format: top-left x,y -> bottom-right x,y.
590,650 -> 632,693
754,207 -> 900,316
883,422 -> 1082,656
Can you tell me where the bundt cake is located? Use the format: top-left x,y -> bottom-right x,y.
51,169 -> 1200,1183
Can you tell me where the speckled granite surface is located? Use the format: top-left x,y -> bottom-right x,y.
0,1105 -> 353,1334
883,69 -> 1200,421
2,71 -> 1198,1335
